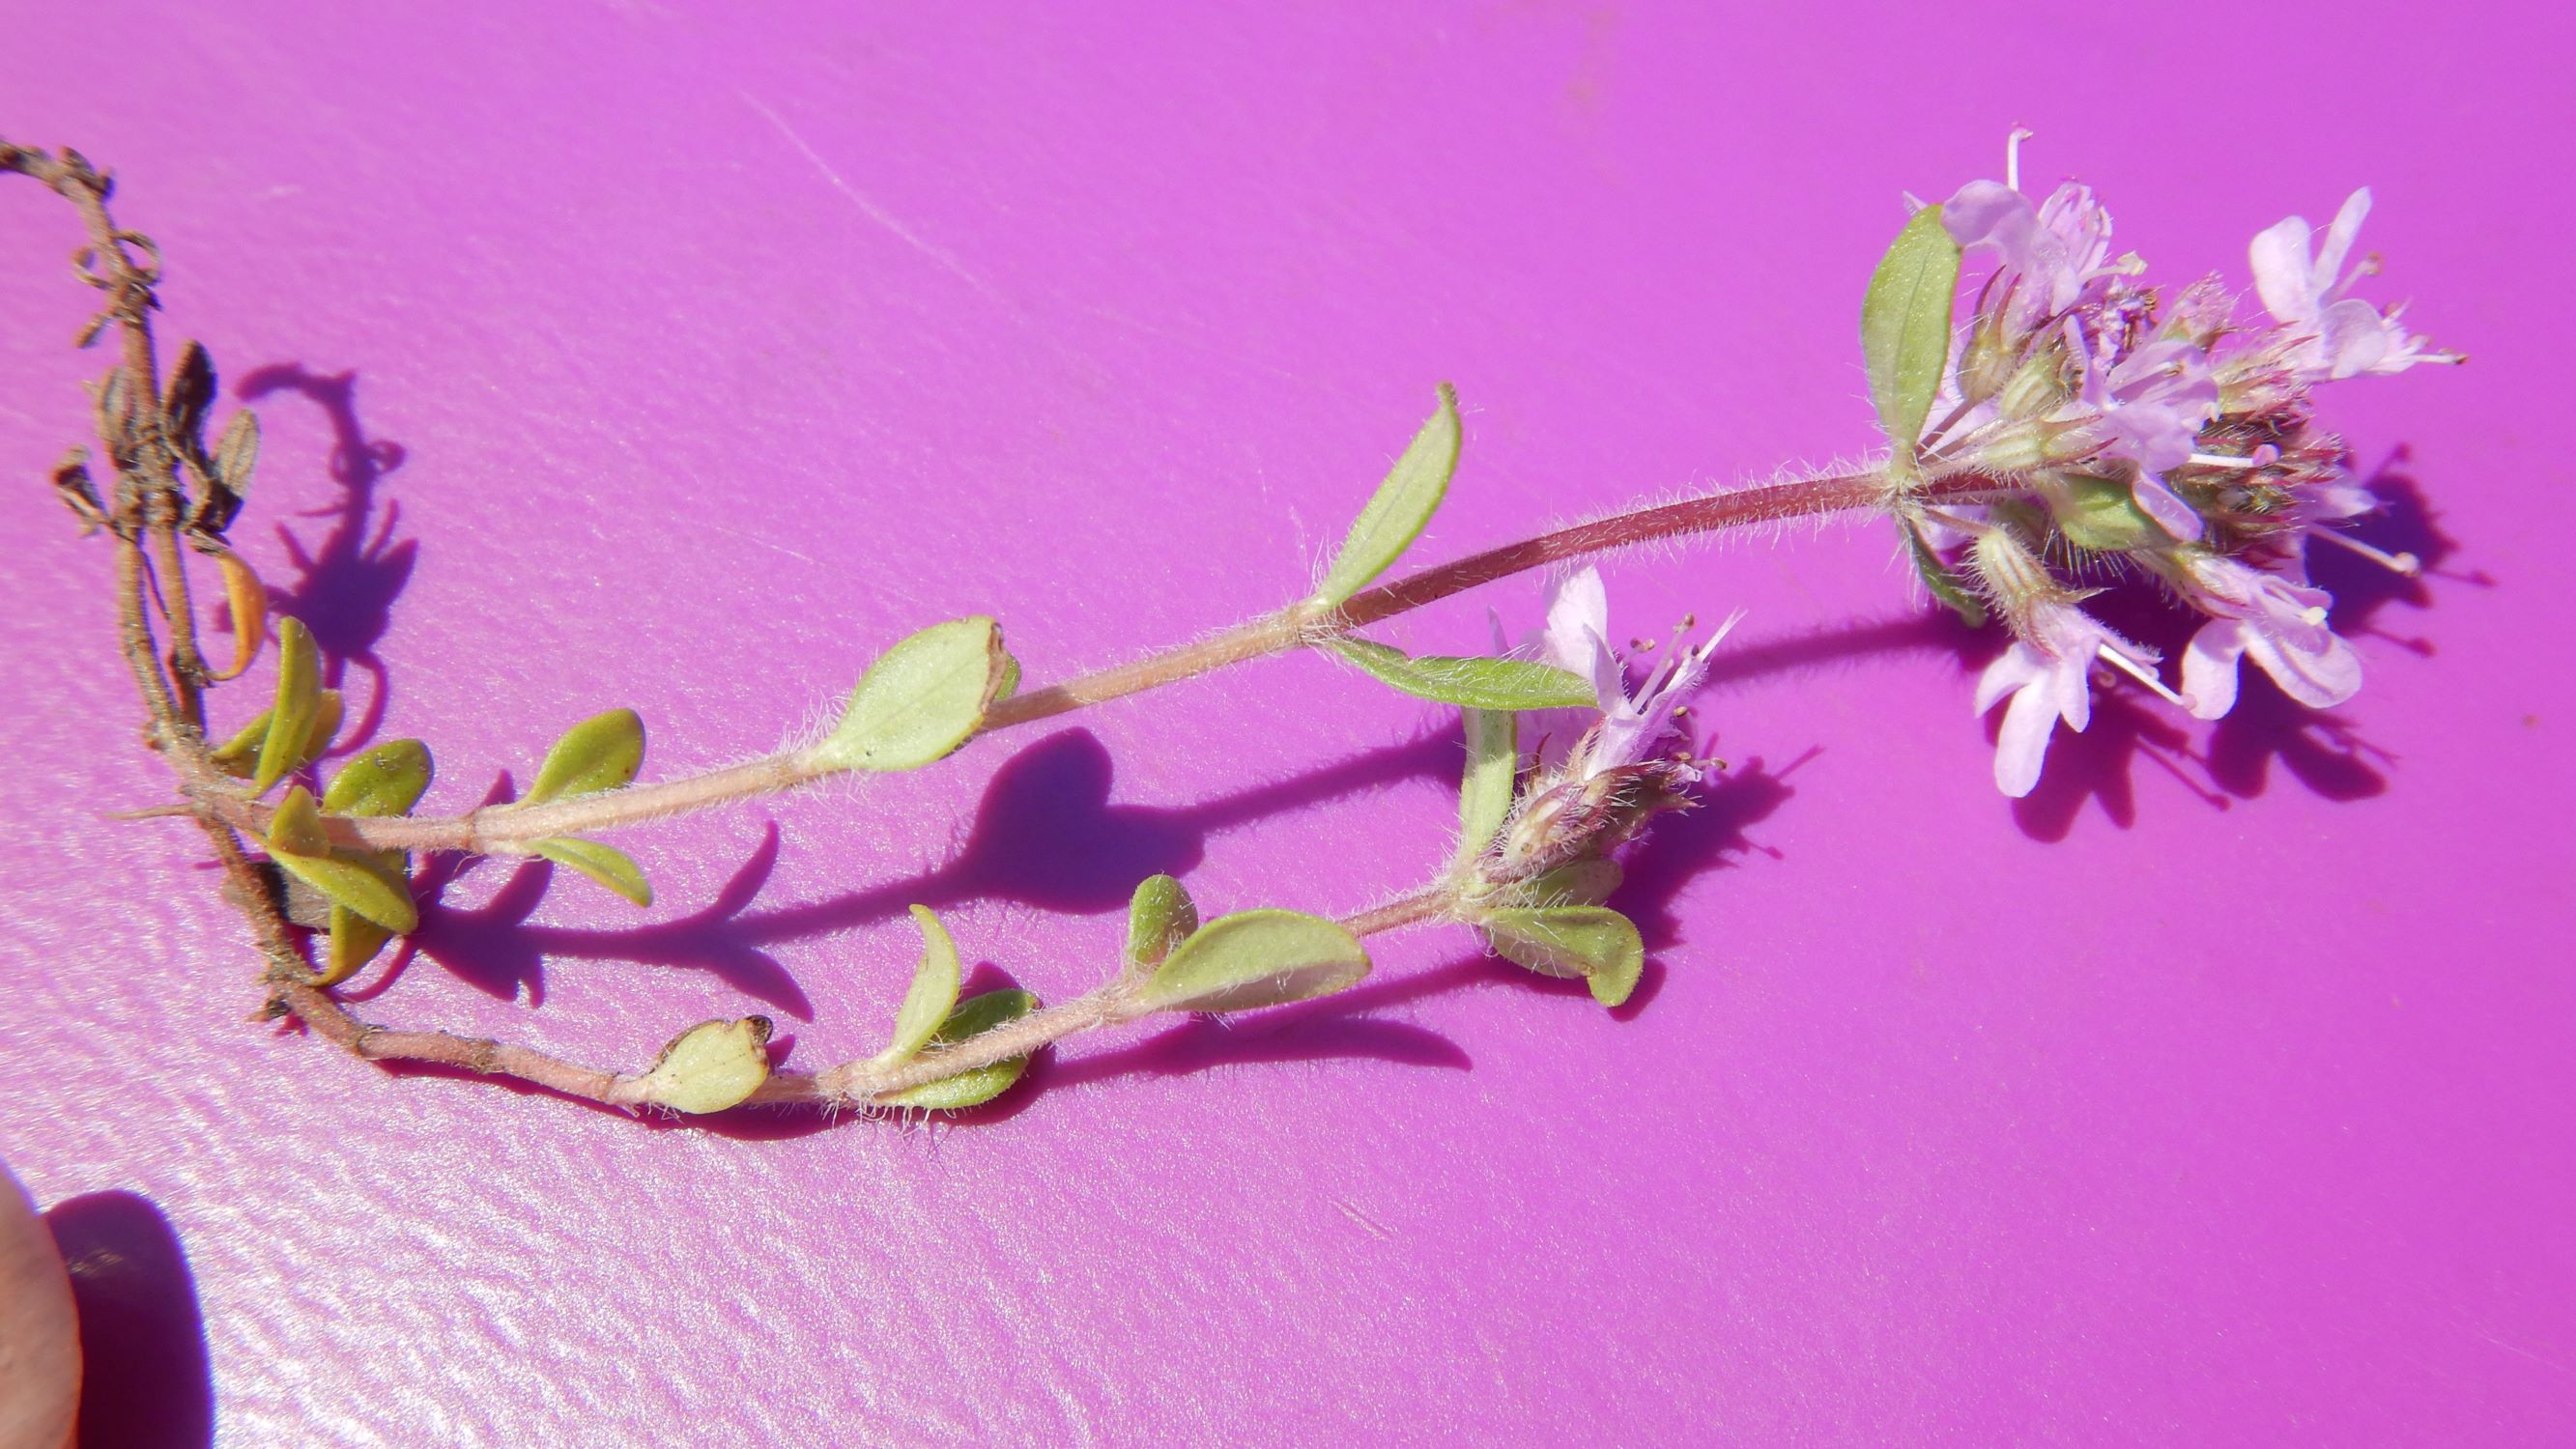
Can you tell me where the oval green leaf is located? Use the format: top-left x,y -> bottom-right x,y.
628,1017 -> 774,1114
813,616 -> 1006,773
875,988 -> 1042,1111
1125,873 -> 1200,968
1141,908 -> 1370,1014
1485,905 -> 1645,1008
871,904 -> 963,1067
251,616 -> 325,794
266,788 -> 418,933
1457,707 -> 1518,861
216,693 -> 342,781
519,708 -> 644,808
1312,383 -> 1461,607
323,739 -> 434,818
1329,637 -> 1596,711
317,906 -> 396,988
209,708 -> 272,777
528,837 -> 653,908
1861,203 -> 1962,473
265,784 -> 333,858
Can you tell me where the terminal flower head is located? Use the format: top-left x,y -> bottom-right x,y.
1878,136 -> 2451,795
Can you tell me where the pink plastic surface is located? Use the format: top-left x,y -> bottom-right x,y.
4,3 -> 2571,1443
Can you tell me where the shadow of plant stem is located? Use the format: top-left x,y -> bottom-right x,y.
236,363 -> 417,751
386,727 -> 1457,1015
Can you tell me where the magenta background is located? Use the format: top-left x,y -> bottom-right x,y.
4,3 -> 2572,1443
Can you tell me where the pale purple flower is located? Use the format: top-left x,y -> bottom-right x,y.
1973,600 -> 2164,798
1943,179 -> 2117,339
2174,553 -> 2362,719
2078,336 -> 2220,541
1532,566 -> 1734,781
2249,188 -> 2456,381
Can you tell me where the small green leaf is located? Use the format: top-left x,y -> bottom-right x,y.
1902,523 -> 1986,627
871,905 -> 963,1067
323,740 -> 433,818
1484,905 -> 1645,1008
1125,874 -> 1200,969
813,616 -> 1007,773
266,786 -> 417,933
306,743 -> 426,987
992,650 -> 1022,702
528,837 -> 653,907
628,1017 -> 773,1114
1312,384 -> 1461,607
1329,637 -> 1596,711
210,710 -> 271,775
251,617 -> 325,794
1861,203 -> 1962,473
876,989 -> 1042,1110
1141,909 -> 1370,1014
318,907 -> 395,987
1457,708 -> 1518,861
210,690 -> 343,780
519,708 -> 644,808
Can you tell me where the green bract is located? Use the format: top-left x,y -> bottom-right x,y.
251,616 -> 326,794
1521,858 -> 1623,909
519,708 -> 644,808
1139,909 -> 1370,1014
1311,384 -> 1461,607
1484,905 -> 1645,1008
871,905 -> 962,1067
1456,707 -> 1518,862
813,616 -> 1007,773
2054,474 -> 2168,554
630,1017 -> 773,1114
1124,873 -> 1199,969
528,838 -> 653,908
265,785 -> 417,934
875,989 -> 1041,1110
1861,203 -> 1962,475
1903,522 -> 1986,627
1328,637 -> 1596,711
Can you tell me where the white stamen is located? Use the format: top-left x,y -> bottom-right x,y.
2189,451 -> 2264,471
2299,605 -> 2331,627
2006,127 -> 2035,193
2306,525 -> 2420,576
2095,642 -> 2192,711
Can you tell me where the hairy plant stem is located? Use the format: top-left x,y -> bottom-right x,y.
206,468 -> 2018,855
276,884 -> 1462,1111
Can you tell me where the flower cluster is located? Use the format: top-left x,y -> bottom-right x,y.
1914,134 -> 2454,796
1486,566 -> 1733,882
